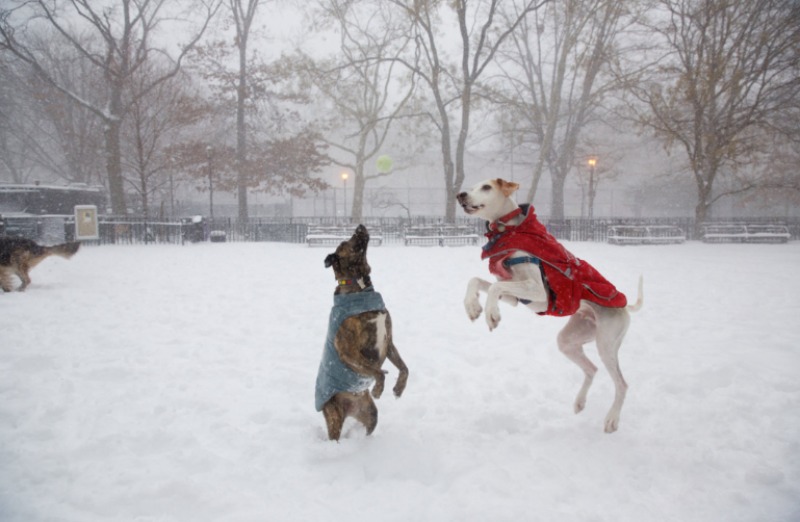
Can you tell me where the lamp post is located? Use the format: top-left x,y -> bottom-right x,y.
206,146 -> 214,221
168,169 -> 175,217
341,172 -> 349,220
587,157 -> 597,220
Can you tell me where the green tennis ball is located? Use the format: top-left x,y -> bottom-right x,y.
376,155 -> 393,173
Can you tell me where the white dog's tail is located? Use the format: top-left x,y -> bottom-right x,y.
627,275 -> 644,313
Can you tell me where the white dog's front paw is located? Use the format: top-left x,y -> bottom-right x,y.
485,304 -> 501,331
464,296 -> 483,321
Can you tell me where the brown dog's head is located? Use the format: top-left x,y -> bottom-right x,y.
324,224 -> 372,289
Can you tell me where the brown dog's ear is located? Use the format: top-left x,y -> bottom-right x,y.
324,253 -> 338,268
496,178 -> 520,197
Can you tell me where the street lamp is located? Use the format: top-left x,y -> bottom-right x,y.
587,157 -> 597,220
341,172 -> 349,220
206,145 -> 214,221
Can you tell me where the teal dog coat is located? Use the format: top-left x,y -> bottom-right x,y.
315,289 -> 386,411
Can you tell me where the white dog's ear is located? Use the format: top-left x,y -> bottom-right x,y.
496,178 -> 520,197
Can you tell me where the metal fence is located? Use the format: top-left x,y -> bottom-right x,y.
2,213 -> 799,245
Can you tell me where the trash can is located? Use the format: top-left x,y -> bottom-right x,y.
181,216 -> 206,243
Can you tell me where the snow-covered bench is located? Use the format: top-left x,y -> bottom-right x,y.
306,226 -> 382,247
209,230 -> 227,242
607,225 -> 686,245
701,224 -> 790,244
403,225 -> 480,247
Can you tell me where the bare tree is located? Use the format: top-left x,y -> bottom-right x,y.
0,0 -> 221,215
229,0 -> 263,221
0,59 -> 45,183
298,0 -> 417,222
0,42 -> 105,186
122,65 -> 207,218
370,187 -> 412,219
632,0 -> 800,227
389,0 -> 550,221
490,0 -> 639,219
168,128 -> 330,203
189,30 -> 331,203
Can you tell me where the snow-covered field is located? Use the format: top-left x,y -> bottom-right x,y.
1,238 -> 798,522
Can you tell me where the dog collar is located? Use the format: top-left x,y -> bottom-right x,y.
489,207 -> 523,233
337,276 -> 372,289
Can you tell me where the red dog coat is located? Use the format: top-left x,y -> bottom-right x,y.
481,205 -> 626,317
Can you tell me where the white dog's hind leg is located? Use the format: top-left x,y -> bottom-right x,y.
594,308 -> 631,433
598,347 -> 628,433
556,307 -> 599,414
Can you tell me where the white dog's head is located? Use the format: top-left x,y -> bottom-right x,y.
456,178 -> 520,222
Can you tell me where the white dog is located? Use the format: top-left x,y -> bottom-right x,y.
457,178 -> 643,433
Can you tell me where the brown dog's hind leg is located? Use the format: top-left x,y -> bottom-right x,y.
323,392 -> 378,439
322,397 -> 347,441
351,392 -> 379,435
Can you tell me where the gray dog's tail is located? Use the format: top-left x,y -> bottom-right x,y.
627,275 -> 643,313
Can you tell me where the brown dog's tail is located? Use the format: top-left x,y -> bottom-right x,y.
627,275 -> 643,313
44,242 -> 80,259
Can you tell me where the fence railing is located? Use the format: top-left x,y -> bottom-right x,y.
2,214 -> 799,245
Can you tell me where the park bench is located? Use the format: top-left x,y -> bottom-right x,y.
305,226 -> 383,247
403,225 -> 480,246
701,223 -> 790,244
209,230 -> 227,243
607,225 -> 686,245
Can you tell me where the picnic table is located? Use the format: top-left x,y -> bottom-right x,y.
701,223 -> 790,244
607,225 -> 686,245
306,226 -> 383,247
403,225 -> 480,247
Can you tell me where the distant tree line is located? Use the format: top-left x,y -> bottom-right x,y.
0,0 -> 797,228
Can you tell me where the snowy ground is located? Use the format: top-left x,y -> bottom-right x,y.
1,238 -> 798,522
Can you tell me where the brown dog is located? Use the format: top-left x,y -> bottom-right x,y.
0,236 -> 80,292
315,225 -> 409,441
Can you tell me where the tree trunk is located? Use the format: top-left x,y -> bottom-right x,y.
351,167 -> 366,222
525,151 -> 548,204
694,182 -> 712,237
444,171 -> 458,222
445,184 -> 459,222
237,37 -> 249,222
452,85 -> 471,222
104,118 -> 127,215
141,189 -> 149,219
550,172 -> 566,220
441,123 -> 456,222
